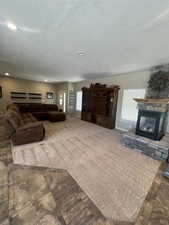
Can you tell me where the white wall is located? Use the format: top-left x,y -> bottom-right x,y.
74,70 -> 150,130
121,89 -> 146,122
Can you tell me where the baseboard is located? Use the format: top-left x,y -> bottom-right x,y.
116,126 -> 128,132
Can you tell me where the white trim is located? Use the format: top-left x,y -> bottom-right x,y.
116,126 -> 128,132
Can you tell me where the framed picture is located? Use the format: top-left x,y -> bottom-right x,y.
0,86 -> 2,98
47,92 -> 54,99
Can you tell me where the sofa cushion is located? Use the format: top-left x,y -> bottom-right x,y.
10,109 -> 23,121
48,111 -> 66,122
32,112 -> 49,121
5,104 -> 45,145
17,103 -> 59,113
7,104 -> 20,113
17,121 -> 44,131
21,113 -> 37,124
12,122 -> 45,146
6,110 -> 24,130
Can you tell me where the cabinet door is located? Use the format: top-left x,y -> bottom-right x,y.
82,90 -> 91,112
91,90 -> 107,115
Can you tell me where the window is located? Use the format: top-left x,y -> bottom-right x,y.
58,92 -> 66,112
76,91 -> 82,111
59,94 -> 63,106
63,92 -> 66,113
121,89 -> 145,121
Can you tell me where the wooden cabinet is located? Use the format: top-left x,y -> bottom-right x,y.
81,83 -> 120,129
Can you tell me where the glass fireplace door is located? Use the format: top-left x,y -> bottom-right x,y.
139,116 -> 156,133
136,110 -> 166,141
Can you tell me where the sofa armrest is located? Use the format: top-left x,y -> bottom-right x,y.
17,122 -> 43,131
12,122 -> 45,146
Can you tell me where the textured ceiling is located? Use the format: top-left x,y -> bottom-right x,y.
0,0 -> 169,82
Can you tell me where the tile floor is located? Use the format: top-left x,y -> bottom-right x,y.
0,119 -> 169,225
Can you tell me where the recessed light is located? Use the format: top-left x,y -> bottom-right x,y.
5,72 -> 10,76
7,22 -> 17,31
77,51 -> 85,56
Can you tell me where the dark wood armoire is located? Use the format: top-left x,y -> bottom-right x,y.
81,83 -> 120,129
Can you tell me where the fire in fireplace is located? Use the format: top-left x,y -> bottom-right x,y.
136,109 -> 167,141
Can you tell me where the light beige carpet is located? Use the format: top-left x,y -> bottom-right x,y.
12,117 -> 160,222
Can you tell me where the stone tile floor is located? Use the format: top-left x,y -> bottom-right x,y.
135,163 -> 169,225
8,165 -> 110,225
0,120 -> 169,225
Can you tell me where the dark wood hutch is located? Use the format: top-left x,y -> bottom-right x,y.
81,83 -> 120,129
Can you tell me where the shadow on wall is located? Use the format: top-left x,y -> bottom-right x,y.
82,73 -> 114,80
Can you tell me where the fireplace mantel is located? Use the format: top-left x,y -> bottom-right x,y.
134,98 -> 169,104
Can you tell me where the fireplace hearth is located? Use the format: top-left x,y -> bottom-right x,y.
122,99 -> 169,162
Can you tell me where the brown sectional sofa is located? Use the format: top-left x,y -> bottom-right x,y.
16,103 -> 66,122
5,103 -> 66,146
5,104 -> 45,146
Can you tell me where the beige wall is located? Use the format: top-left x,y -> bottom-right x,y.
1,72 -> 168,137
2,71 -> 168,132
74,70 -> 151,130
0,77 -> 74,113
0,71 -> 151,130
0,76 -> 58,111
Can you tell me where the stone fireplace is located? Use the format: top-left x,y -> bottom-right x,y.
122,99 -> 169,161
134,99 -> 169,141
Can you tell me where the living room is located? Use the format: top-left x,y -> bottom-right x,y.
0,1 -> 169,225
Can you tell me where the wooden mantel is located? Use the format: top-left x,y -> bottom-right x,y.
134,98 -> 169,104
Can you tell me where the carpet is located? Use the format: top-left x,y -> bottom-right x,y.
12,117 -> 160,222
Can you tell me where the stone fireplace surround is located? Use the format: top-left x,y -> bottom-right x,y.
135,98 -> 168,140
122,98 -> 169,162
